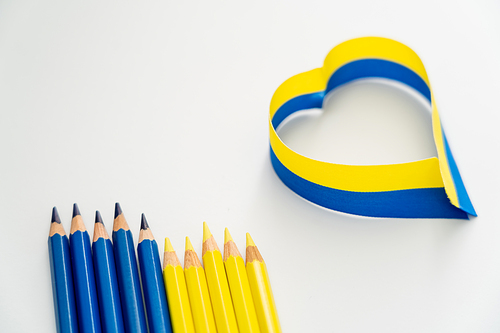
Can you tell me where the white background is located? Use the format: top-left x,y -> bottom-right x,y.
1,1 -> 499,332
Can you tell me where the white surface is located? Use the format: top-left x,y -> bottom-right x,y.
0,1 -> 499,332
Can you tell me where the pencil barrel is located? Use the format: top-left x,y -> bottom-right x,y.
70,230 -> 102,333
93,237 -> 125,333
162,265 -> 195,333
48,234 -> 79,333
184,266 -> 217,333
225,256 -> 260,333
113,229 -> 148,333
138,239 -> 173,333
246,261 -> 281,333
203,251 -> 239,333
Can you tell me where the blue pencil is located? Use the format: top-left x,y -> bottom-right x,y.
137,214 -> 173,333
48,207 -> 79,333
92,211 -> 125,333
70,203 -> 102,333
112,203 -> 148,333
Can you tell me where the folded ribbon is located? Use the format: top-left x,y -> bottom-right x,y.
269,37 -> 476,219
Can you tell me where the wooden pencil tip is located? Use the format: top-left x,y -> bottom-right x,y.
224,228 -> 241,261
95,211 -> 104,224
185,236 -> 194,252
224,228 -> 233,244
203,222 -> 212,242
112,203 -> 129,232
93,217 -> 109,241
140,213 -> 149,230
72,203 -> 81,218
165,237 -> 175,252
246,233 -> 256,247
70,212 -> 87,234
49,214 -> 66,236
51,207 -> 61,224
114,202 -> 123,219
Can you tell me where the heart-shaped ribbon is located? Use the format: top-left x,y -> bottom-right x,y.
269,37 -> 475,219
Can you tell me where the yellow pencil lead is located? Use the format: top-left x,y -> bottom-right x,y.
164,237 -> 175,252
185,236 -> 194,252
203,222 -> 212,242
246,233 -> 256,248
224,228 -> 233,245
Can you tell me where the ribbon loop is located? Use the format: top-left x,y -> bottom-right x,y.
269,37 -> 475,219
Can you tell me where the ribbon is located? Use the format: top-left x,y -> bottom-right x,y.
269,37 -> 476,219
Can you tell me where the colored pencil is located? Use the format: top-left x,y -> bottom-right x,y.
137,214 -> 173,333
48,207 -> 79,333
92,211 -> 125,333
112,203 -> 148,333
184,237 -> 217,333
224,228 -> 260,333
202,222 -> 239,333
245,233 -> 281,333
162,237 -> 195,333
70,204 -> 102,333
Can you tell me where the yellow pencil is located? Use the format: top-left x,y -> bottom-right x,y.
245,233 -> 281,333
224,228 -> 260,333
202,222 -> 239,333
184,237 -> 217,333
163,237 -> 195,333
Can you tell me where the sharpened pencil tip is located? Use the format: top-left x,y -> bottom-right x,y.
141,214 -> 149,230
165,237 -> 174,252
246,233 -> 256,247
224,228 -> 233,244
185,237 -> 194,252
114,202 -> 122,219
72,203 -> 81,218
203,222 -> 212,242
51,207 -> 61,224
95,211 -> 103,224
